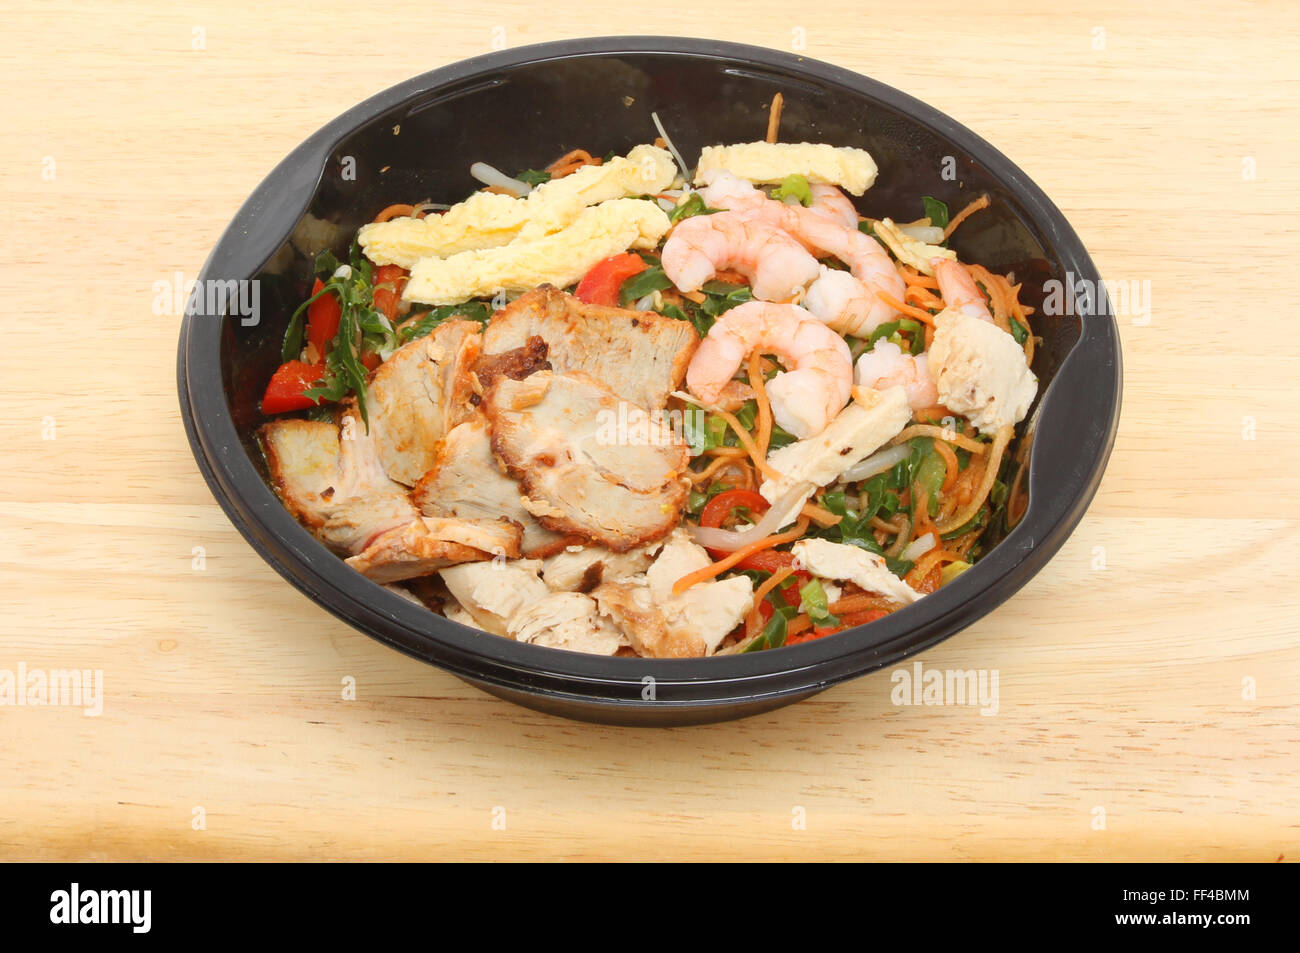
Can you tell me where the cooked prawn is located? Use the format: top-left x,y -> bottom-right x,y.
933,257 -> 992,322
687,301 -> 853,438
699,170 -> 903,336
661,210 -> 820,302
855,339 -> 939,410
807,183 -> 860,229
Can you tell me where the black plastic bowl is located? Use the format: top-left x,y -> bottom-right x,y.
177,37 -> 1120,726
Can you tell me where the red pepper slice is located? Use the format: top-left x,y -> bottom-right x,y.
306,279 -> 341,357
261,360 -> 327,415
372,264 -> 408,322
574,253 -> 647,307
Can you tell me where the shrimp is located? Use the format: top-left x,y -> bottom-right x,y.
661,210 -> 820,302
807,183 -> 860,229
700,171 -> 856,230
933,257 -> 993,322
687,301 -> 853,438
855,339 -> 939,410
699,170 -> 904,336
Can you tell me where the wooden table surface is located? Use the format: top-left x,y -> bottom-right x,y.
2,2 -> 1297,862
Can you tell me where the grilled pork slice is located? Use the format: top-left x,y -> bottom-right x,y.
482,286 -> 698,411
367,318 -> 481,486
411,415 -> 572,559
259,404 -> 518,583
483,370 -> 690,552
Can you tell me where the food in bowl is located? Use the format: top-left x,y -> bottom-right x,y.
257,100 -> 1040,659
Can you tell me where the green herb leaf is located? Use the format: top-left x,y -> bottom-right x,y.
687,481 -> 733,515
619,263 -> 674,307
767,422 -> 798,450
515,168 -> 551,186
743,606 -> 794,652
922,196 -> 950,229
399,300 -> 492,343
771,174 -> 813,207
668,192 -> 720,224
797,579 -> 839,628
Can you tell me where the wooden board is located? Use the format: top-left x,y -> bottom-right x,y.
1,1 -> 1296,861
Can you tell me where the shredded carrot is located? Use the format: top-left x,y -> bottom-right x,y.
672,516 -> 810,595
545,148 -> 601,178
906,549 -> 965,588
765,92 -> 785,143
746,565 -> 794,638
786,592 -> 900,637
904,285 -> 945,311
876,290 -> 938,325
704,446 -> 748,458
801,501 -> 841,527
936,424 -> 1013,534
710,405 -> 784,483
373,203 -> 417,223
932,439 -> 960,491
898,264 -> 940,289
747,350 -> 773,459
943,194 -> 990,239
911,405 -> 956,426
967,264 -> 1012,334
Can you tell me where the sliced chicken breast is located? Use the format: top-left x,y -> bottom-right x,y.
484,370 -> 690,552
592,529 -> 754,658
439,559 -> 550,637
345,516 -> 521,584
482,286 -> 698,411
507,591 -> 629,655
366,318 -> 482,486
260,403 -> 517,583
411,414 -> 572,559
260,414 -> 416,555
540,541 -> 659,592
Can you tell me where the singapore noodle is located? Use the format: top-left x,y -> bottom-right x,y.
257,99 -> 1040,658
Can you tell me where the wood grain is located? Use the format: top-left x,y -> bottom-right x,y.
1,1 -> 1296,861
